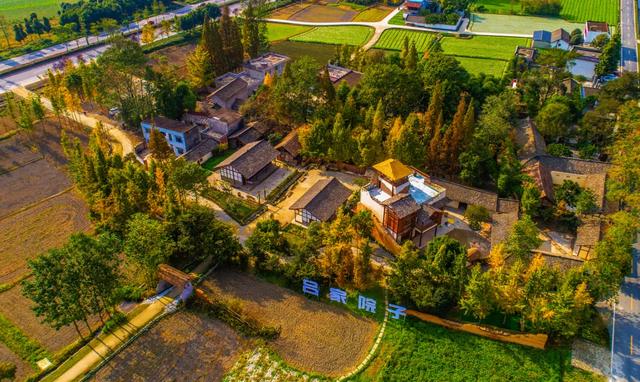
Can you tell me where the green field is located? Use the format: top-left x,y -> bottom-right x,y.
469,13 -> 584,35
266,22 -> 312,42
374,29 -> 437,52
0,0 -> 60,22
441,35 -> 529,61
271,40 -> 338,64
560,0 -> 618,25
474,0 -> 618,24
290,26 -> 374,46
348,319 -> 603,382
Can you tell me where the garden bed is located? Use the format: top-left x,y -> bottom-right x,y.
290,26 -> 374,46
202,188 -> 263,224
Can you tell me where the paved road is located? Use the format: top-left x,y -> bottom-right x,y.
0,1 -> 244,93
0,0 -> 233,75
620,0 -> 638,72
611,243 -> 640,382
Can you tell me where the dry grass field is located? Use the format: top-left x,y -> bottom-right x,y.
0,343 -> 32,380
269,2 -> 313,19
148,43 -> 196,77
201,269 -> 379,377
353,5 -> 393,22
290,4 -> 357,22
0,191 -> 91,285
0,286 -> 97,353
91,311 -> 246,382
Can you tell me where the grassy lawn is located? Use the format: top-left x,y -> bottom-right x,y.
474,0 -> 618,24
374,29 -> 437,52
201,149 -> 236,172
266,22 -> 312,42
348,318 -> 604,382
290,26 -> 374,46
271,40 -> 338,64
469,13 -> 583,35
0,0 -> 59,22
441,35 -> 529,61
454,56 -> 508,77
202,188 -> 262,224
353,6 -> 393,22
388,11 -> 405,25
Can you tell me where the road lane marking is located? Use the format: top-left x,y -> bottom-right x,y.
632,336 -> 634,355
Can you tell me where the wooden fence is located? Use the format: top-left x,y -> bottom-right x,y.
406,310 -> 548,350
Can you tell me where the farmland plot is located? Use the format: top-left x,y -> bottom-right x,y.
291,26 -> 374,46
289,4 -> 357,22
0,343 -> 32,381
201,269 -> 379,377
0,159 -> 72,217
0,286 -> 97,353
374,29 -> 437,52
560,0 -> 618,25
91,311 -> 246,382
0,191 -> 91,285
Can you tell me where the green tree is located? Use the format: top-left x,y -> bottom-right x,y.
464,205 -> 490,230
124,214 -> 174,286
536,101 -> 572,142
169,159 -> 209,204
459,265 -> 494,320
388,113 -> 425,167
521,183 -> 542,217
186,44 -> 214,89
242,0 -> 261,58
504,215 -> 541,260
148,128 -> 174,161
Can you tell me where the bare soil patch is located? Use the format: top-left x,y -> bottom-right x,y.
0,286 -> 96,354
201,269 -> 378,377
0,159 -> 72,217
0,136 -> 41,172
270,2 -> 313,19
148,43 -> 196,78
0,191 -> 91,285
289,4 -> 357,22
91,311 -> 245,382
0,343 -> 32,381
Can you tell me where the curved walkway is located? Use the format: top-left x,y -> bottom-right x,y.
11,86 -> 135,156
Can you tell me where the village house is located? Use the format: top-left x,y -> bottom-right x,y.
326,64 -> 363,88
243,52 -> 290,82
404,0 -> 429,13
567,46 -> 602,81
228,121 -> 269,149
515,46 -> 538,65
532,28 -> 570,50
207,52 -> 290,110
522,155 -> 613,212
289,177 -> 352,226
583,21 -> 610,44
360,159 -> 446,247
274,130 -> 302,165
183,107 -> 243,142
215,140 -> 279,187
140,116 -> 217,164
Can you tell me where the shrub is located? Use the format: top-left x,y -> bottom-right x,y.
464,205 -> 491,230
102,312 -> 127,334
546,143 -> 572,157
0,362 -> 16,381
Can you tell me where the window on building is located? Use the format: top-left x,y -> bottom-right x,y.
176,147 -> 184,155
174,135 -> 183,143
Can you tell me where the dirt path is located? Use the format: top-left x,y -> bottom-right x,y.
11,87 -> 135,156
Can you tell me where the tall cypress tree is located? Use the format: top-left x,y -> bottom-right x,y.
242,0 -> 261,58
202,16 -> 225,76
